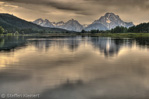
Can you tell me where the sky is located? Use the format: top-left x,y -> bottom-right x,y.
0,0 -> 149,25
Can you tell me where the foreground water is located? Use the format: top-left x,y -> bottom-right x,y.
0,36 -> 149,99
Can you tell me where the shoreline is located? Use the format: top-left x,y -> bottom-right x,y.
25,33 -> 149,38
1,33 -> 149,38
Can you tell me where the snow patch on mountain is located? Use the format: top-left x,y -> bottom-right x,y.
85,13 -> 134,31
33,18 -> 54,28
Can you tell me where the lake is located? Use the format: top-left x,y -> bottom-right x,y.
0,36 -> 149,99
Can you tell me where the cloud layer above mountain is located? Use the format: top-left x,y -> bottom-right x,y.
0,0 -> 149,24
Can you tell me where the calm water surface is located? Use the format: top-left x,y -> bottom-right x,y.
0,36 -> 149,99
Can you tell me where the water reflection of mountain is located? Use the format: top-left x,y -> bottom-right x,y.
90,37 -> 134,57
31,37 -> 136,57
32,39 -> 52,52
32,37 -> 81,52
1,36 -> 149,56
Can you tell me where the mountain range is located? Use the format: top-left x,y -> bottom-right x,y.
33,18 -> 84,32
33,13 -> 134,32
0,13 -> 68,33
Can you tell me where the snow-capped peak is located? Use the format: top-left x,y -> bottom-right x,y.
33,18 -> 54,28
33,13 -> 134,32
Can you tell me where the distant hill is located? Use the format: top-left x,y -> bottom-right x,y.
0,13 -> 68,33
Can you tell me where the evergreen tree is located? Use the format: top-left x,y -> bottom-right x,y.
0,26 -> 4,34
81,30 -> 86,33
111,26 -> 127,33
128,22 -> 149,33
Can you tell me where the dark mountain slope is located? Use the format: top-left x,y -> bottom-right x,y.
0,13 -> 67,33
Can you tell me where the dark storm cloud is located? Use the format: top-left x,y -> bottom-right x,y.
0,0 -> 84,11
1,0 -> 148,15
85,0 -> 149,9
0,0 -> 148,24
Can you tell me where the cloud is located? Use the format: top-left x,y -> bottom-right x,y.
85,0 -> 149,9
0,0 -> 85,11
0,0 -> 148,24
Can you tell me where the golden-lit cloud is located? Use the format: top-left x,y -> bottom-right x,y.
0,0 -> 148,24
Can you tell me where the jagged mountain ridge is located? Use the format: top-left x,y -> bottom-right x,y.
34,18 -> 83,32
86,13 -> 134,31
33,18 -> 54,28
33,13 -> 134,32
58,19 -> 84,32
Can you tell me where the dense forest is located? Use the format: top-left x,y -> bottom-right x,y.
128,22 -> 149,33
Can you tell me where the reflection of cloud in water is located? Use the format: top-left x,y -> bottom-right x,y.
37,51 -> 149,99
0,54 -> 19,68
0,70 -> 31,84
0,37 -> 149,98
39,72 -> 149,99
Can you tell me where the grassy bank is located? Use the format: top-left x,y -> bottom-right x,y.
88,33 -> 149,38
0,33 -> 20,37
1,33 -> 149,38
26,33 -> 149,38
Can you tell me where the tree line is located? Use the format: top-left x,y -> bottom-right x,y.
82,22 -> 149,33
0,26 -> 69,34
